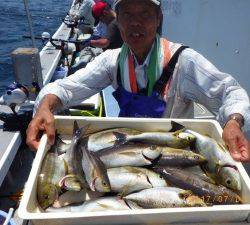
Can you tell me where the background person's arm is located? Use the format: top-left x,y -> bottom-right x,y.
90,38 -> 110,48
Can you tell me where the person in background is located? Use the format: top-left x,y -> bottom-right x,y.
71,0 -> 96,28
26,0 -> 250,162
90,1 -> 123,49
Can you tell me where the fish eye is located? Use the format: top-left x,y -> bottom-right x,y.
102,181 -> 107,186
194,155 -> 199,159
44,195 -> 49,200
226,179 -> 232,186
150,145 -> 156,150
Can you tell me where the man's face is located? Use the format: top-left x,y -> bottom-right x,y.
117,0 -> 161,56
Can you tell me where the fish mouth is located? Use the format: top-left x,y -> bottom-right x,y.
142,152 -> 154,163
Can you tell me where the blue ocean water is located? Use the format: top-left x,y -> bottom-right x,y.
0,0 -> 72,95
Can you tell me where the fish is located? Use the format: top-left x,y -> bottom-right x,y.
52,190 -> 87,208
97,143 -> 162,168
124,187 -> 206,209
183,127 -> 241,192
86,128 -> 142,152
86,127 -> 196,152
127,167 -> 168,188
125,130 -> 196,148
46,197 -> 142,212
154,167 -> 242,205
153,147 -> 207,167
95,166 -> 167,195
80,140 -> 111,193
50,132 -> 70,155
37,152 -> 67,209
61,121 -> 88,191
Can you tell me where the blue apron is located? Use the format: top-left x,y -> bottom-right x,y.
112,46 -> 188,118
113,87 -> 166,118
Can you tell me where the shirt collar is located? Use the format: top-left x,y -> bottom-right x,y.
129,42 -> 155,68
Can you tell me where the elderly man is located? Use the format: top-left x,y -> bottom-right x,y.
27,0 -> 250,162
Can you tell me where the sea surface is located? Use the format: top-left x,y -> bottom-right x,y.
0,0 -> 72,95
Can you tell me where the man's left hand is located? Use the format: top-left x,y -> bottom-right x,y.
222,120 -> 250,162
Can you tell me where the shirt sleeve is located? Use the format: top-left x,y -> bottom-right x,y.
177,48 -> 250,128
35,50 -> 117,110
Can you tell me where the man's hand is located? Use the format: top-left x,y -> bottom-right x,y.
222,120 -> 250,162
26,94 -> 62,151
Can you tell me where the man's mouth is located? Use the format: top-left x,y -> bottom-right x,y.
130,32 -> 145,40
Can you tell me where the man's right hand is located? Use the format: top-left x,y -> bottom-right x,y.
26,94 -> 62,151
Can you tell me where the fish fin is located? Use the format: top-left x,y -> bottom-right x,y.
178,190 -> 192,200
73,121 -> 91,139
113,131 -> 127,145
216,160 -> 223,175
118,186 -> 129,198
201,165 -> 217,182
170,121 -> 186,132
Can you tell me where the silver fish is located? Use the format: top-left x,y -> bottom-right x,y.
52,190 -> 87,208
97,143 -> 162,168
62,121 -> 89,191
155,147 -> 207,167
96,167 -> 168,195
185,129 -> 241,192
125,130 -> 196,148
124,187 -> 206,208
80,140 -> 111,193
46,197 -> 141,212
154,167 -> 242,205
86,128 -> 141,152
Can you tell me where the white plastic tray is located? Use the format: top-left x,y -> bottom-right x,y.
19,117 -> 250,225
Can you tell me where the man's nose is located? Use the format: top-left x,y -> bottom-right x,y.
129,14 -> 143,26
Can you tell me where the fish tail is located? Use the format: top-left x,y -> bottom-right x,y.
170,121 -> 186,132
73,121 -> 91,140
113,132 -> 127,145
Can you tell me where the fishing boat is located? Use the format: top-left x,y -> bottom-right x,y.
0,0 -> 250,224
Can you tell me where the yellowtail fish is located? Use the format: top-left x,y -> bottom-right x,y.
62,121 -> 88,191
124,187 -> 206,209
80,140 -> 111,193
154,167 -> 242,205
37,152 -> 67,210
185,129 -> 241,192
154,147 -> 207,167
46,197 -> 141,212
97,143 -> 162,168
86,128 -> 141,152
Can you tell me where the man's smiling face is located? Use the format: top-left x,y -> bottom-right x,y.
117,0 -> 161,60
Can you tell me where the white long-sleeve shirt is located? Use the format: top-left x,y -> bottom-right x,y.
35,46 -> 250,130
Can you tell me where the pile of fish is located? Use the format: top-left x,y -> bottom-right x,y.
37,121 -> 242,213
